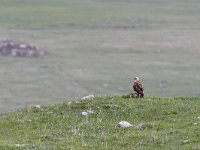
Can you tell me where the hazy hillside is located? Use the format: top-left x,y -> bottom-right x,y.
0,0 -> 200,112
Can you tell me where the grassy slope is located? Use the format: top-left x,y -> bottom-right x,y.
0,96 -> 200,149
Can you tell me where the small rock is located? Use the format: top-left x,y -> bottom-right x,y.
118,121 -> 133,128
198,116 -> 200,119
81,110 -> 95,116
81,95 -> 94,100
15,144 -> 26,147
81,112 -> 88,116
34,105 -> 41,109
182,139 -> 190,144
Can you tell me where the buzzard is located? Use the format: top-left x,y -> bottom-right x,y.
133,77 -> 144,98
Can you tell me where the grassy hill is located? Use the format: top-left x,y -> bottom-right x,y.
0,96 -> 200,149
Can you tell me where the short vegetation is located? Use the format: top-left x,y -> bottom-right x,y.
0,96 -> 200,149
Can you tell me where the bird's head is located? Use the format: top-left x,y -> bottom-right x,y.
134,77 -> 140,82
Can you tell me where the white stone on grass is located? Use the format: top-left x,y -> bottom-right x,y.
34,105 -> 41,109
81,95 -> 94,100
81,110 -> 95,116
15,144 -> 26,147
118,121 -> 133,128
81,112 -> 88,116
182,139 -> 190,144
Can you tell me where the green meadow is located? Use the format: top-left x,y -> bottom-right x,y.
0,0 -> 200,112
1,96 -> 200,149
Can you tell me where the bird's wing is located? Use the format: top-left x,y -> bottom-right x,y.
135,81 -> 143,91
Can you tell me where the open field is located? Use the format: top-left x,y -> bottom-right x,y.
1,96 -> 200,149
0,0 -> 200,112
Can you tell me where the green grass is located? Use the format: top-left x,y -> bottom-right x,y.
1,96 -> 200,149
0,0 -> 200,112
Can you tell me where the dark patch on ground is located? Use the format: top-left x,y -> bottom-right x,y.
0,38 -> 47,57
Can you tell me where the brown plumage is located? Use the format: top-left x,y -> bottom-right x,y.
133,77 -> 144,98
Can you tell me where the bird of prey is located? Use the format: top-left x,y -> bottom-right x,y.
133,77 -> 144,98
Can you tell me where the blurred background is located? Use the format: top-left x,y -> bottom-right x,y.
0,0 -> 200,112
